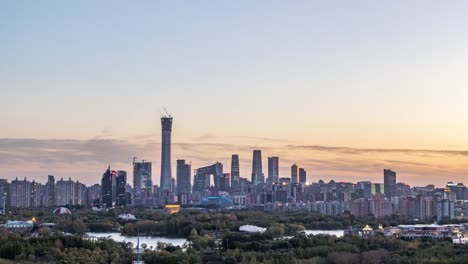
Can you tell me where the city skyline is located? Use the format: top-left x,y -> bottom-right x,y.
2,1 -> 468,186
1,123 -> 468,187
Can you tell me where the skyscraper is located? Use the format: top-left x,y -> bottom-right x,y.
193,162 -> 223,193
133,161 -> 153,198
116,170 -> 127,207
231,154 -> 240,187
384,169 -> 396,198
221,173 -> 231,191
251,150 -> 264,185
101,166 -> 114,208
45,175 -> 55,207
267,157 -> 279,185
291,164 -> 298,183
160,116 -> 173,192
299,168 -> 307,184
176,160 -> 191,195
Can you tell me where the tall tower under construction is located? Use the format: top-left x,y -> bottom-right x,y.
160,115 -> 173,192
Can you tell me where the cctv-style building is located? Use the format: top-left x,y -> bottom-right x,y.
193,162 -> 223,193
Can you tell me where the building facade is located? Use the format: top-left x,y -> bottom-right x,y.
384,169 -> 397,198
299,168 -> 307,184
160,116 -> 173,192
231,154 -> 240,189
251,150 -> 264,186
267,156 -> 279,185
101,166 -> 113,208
133,161 -> 152,198
116,170 -> 127,206
291,164 -> 298,183
176,160 -> 191,195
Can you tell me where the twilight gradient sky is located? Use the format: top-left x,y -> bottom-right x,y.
2,1 -> 468,187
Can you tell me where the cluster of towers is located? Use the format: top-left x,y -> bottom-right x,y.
248,151 -> 307,187
97,113 -> 311,207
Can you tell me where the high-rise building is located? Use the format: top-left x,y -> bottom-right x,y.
446,182 -> 467,201
54,178 -> 85,207
193,162 -> 223,193
291,183 -> 303,202
251,150 -> 264,185
9,178 -> 31,208
221,173 -> 231,191
351,198 -> 369,218
30,180 -> 43,207
0,179 -> 8,212
177,160 -> 191,195
45,175 -> 55,207
101,166 -> 114,208
384,169 -> 397,198
369,193 -> 392,218
371,183 -> 385,195
116,170 -> 127,206
112,172 -> 118,204
299,168 -> 307,184
437,198 -> 455,221
231,154 -> 240,188
55,178 -> 73,206
311,201 -> 345,216
291,164 -> 298,183
160,116 -> 173,192
267,157 -> 279,185
75,181 -> 87,206
87,184 -> 101,207
398,197 -> 416,219
357,181 -> 372,198
415,195 -> 435,220
133,161 -> 153,198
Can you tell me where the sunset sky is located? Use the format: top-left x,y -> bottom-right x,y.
2,1 -> 468,187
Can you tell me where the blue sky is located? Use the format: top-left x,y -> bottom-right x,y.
1,1 -> 468,186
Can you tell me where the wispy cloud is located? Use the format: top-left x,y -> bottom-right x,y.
191,134 -> 288,144
286,145 -> 468,157
0,138 -> 467,186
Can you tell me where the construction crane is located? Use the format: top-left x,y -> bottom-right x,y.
128,157 -> 138,165
162,106 -> 171,117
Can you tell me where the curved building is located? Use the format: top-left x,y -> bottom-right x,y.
193,162 -> 223,193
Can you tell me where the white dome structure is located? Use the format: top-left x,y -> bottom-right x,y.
239,225 -> 267,233
53,207 -> 72,215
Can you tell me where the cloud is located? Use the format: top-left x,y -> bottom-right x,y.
286,145 -> 468,157
0,138 -> 154,165
0,138 -> 467,187
191,133 -> 218,141
191,134 -> 288,144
